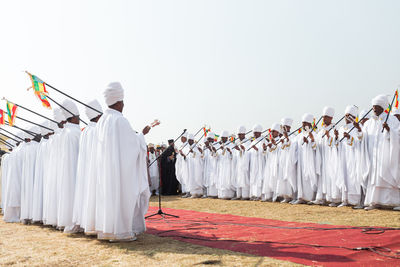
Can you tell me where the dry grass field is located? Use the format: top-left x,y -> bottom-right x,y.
1,195 -> 399,266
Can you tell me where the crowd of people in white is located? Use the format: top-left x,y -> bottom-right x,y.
172,94 -> 400,211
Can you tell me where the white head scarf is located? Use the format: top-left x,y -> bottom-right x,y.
207,132 -> 215,140
371,94 -> 389,109
237,126 -> 246,134
53,108 -> 66,123
188,133 -> 194,140
302,113 -> 314,124
322,106 -> 335,117
252,124 -> 263,133
345,105 -> 358,117
271,123 -> 281,133
280,118 -> 293,127
220,130 -> 229,138
104,82 -> 124,106
61,99 -> 80,119
85,99 -> 103,121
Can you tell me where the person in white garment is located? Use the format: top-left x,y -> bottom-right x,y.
336,105 -> 363,208
186,134 -> 204,198
249,124 -> 265,201
1,145 -> 11,215
176,132 -> 190,198
31,122 -> 53,222
262,123 -> 282,202
147,143 -> 160,196
293,113 -> 318,204
72,99 -> 103,233
216,131 -> 235,200
20,127 -> 40,224
363,94 -> 400,210
42,108 -> 67,226
201,133 -> 215,198
57,99 -> 82,233
205,133 -> 219,198
276,118 -> 296,203
314,106 -> 339,206
391,108 -> 400,211
95,82 -> 151,242
80,99 -> 103,235
232,126 -> 251,200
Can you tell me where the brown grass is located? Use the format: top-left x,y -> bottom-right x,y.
1,196 -> 398,266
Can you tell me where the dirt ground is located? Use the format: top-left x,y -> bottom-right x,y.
1,195 -> 399,266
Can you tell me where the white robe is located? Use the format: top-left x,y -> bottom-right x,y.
148,151 -> 160,192
207,143 -> 219,197
95,108 -> 150,240
363,113 -> 400,207
234,139 -> 251,199
20,141 -> 39,221
175,142 -> 190,193
296,132 -> 318,202
262,138 -> 281,201
1,154 -> 10,213
32,138 -> 48,222
249,137 -> 265,199
72,122 -> 96,229
187,145 -> 203,195
57,123 -> 81,232
216,142 -> 235,199
276,135 -> 297,199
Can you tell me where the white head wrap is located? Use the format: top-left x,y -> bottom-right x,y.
53,108 -> 67,123
104,82 -> 124,106
322,106 -> 335,117
148,143 -> 154,148
345,105 -> 358,117
252,124 -> 263,133
61,99 -> 80,119
237,126 -> 246,134
221,130 -> 229,138
271,123 -> 281,133
371,94 -> 389,109
188,133 -> 194,140
85,99 -> 103,121
182,132 -> 188,138
207,132 -> 215,140
281,118 -> 293,127
302,113 -> 314,124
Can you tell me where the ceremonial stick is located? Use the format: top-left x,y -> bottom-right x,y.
5,112 -> 53,132
246,128 -> 272,151
2,98 -> 58,124
185,132 -> 206,156
148,129 -> 187,167
180,126 -> 205,150
46,95 -> 88,125
276,126 -> 302,146
0,128 -> 24,141
0,131 -> 21,143
321,115 -> 346,138
0,138 -> 14,147
4,122 -> 38,137
382,92 -> 397,133
339,108 -> 373,142
0,140 -> 13,149
216,129 -> 252,150
44,82 -> 103,115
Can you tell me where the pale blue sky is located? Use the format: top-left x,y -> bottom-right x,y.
0,0 -> 399,144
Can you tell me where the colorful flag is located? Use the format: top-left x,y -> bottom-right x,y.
203,127 -> 211,136
0,109 -> 4,125
26,72 -> 51,109
6,101 -> 17,126
214,134 -> 219,141
384,104 -> 391,114
229,136 -> 235,142
395,90 -> 399,109
312,118 -> 316,130
298,128 -> 302,134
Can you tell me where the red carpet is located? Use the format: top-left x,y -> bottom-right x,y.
145,206 -> 400,266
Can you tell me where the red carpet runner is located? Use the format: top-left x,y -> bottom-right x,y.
145,206 -> 400,266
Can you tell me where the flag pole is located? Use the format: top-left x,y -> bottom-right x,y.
0,128 -> 24,141
46,95 -> 88,125
180,126 -> 205,150
0,138 -> 14,147
381,91 -> 397,133
5,113 -> 54,132
2,98 -> 58,124
339,108 -> 373,142
4,122 -> 38,137
0,131 -> 21,143
276,126 -> 302,146
321,115 -> 346,138
246,128 -> 272,151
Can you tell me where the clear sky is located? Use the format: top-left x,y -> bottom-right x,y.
0,0 -> 399,145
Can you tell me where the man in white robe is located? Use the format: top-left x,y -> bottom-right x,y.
176,132 -> 190,197
20,127 -> 40,224
187,134 -> 204,198
95,82 -> 151,242
293,113 -> 318,204
232,126 -> 251,200
314,107 -> 339,206
216,131 -> 235,199
147,143 -> 160,195
72,99 -> 103,233
262,123 -> 282,202
201,134 -> 214,198
57,100 -> 81,233
363,95 -> 400,210
32,122 -> 53,222
276,118 -> 296,203
42,108 -> 67,226
391,108 -> 400,211
1,147 -> 11,214
80,100 -> 103,235
336,105 -> 364,207
205,133 -> 219,198
249,124 -> 265,200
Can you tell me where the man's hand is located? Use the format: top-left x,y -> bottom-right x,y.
383,122 -> 390,132
303,136 -> 309,144
283,131 -> 289,141
308,132 -> 314,142
240,145 -> 245,151
198,148 -> 203,153
334,129 -> 339,139
142,125 -> 151,135
226,147 -> 232,154
343,132 -> 350,139
325,130 -> 330,139
253,145 -> 258,151
353,121 -> 361,132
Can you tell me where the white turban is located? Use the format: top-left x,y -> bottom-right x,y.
345,105 -> 358,117
85,99 -> 103,121
271,123 -> 281,133
322,106 -> 335,117
220,130 -> 229,138
61,99 -> 80,119
207,132 -> 215,140
53,108 -> 67,123
281,117 -> 293,127
188,133 -> 194,140
302,113 -> 314,124
371,94 -> 389,109
148,143 -> 154,148
359,109 -> 371,120
104,82 -> 124,106
182,132 -> 188,138
39,121 -> 49,135
252,124 -> 263,133
392,108 -> 400,115
237,126 -> 246,134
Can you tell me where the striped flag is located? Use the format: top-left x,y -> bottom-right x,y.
26,71 -> 52,109
395,90 -> 399,109
0,109 -> 4,125
6,101 -> 17,126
